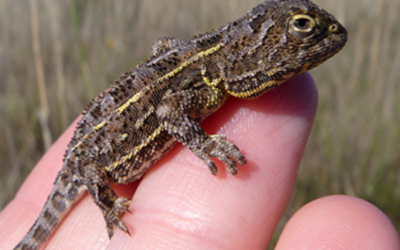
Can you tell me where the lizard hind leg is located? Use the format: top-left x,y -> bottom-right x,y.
83,165 -> 131,238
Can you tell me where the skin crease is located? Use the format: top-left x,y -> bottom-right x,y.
1,74 -> 399,249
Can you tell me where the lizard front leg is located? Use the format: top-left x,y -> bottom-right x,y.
156,85 -> 246,175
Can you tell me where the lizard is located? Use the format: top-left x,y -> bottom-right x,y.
14,0 -> 347,249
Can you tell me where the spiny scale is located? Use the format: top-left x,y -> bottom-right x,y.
15,0 -> 347,249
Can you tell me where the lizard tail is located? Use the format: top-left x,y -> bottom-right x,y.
14,173 -> 86,250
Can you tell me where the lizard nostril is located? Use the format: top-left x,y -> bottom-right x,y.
329,24 -> 339,33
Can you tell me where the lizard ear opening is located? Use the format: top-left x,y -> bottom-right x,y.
288,14 -> 317,40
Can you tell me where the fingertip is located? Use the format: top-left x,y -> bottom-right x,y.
276,195 -> 400,250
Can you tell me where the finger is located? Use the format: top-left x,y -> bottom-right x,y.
3,73 -> 316,250
109,73 -> 318,249
276,195 -> 400,250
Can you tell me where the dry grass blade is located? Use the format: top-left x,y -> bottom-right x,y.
29,0 -> 52,149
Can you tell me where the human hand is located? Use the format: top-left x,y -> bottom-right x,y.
1,74 -> 398,249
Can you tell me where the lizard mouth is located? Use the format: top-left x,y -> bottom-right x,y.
325,23 -> 348,58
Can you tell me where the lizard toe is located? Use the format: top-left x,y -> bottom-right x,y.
105,197 -> 131,238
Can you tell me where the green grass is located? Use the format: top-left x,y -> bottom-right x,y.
0,0 -> 399,248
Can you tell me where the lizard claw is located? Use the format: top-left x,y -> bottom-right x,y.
105,197 -> 131,238
201,134 -> 247,175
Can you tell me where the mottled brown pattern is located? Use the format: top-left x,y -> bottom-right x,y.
14,1 -> 347,249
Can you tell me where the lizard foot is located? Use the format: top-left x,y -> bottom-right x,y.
105,197 -> 131,238
200,134 -> 247,175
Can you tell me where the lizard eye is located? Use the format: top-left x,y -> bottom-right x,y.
288,14 -> 317,39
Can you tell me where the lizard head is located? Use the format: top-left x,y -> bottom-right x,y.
223,0 -> 348,99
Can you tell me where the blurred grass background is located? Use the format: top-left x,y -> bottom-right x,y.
0,0 -> 399,247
